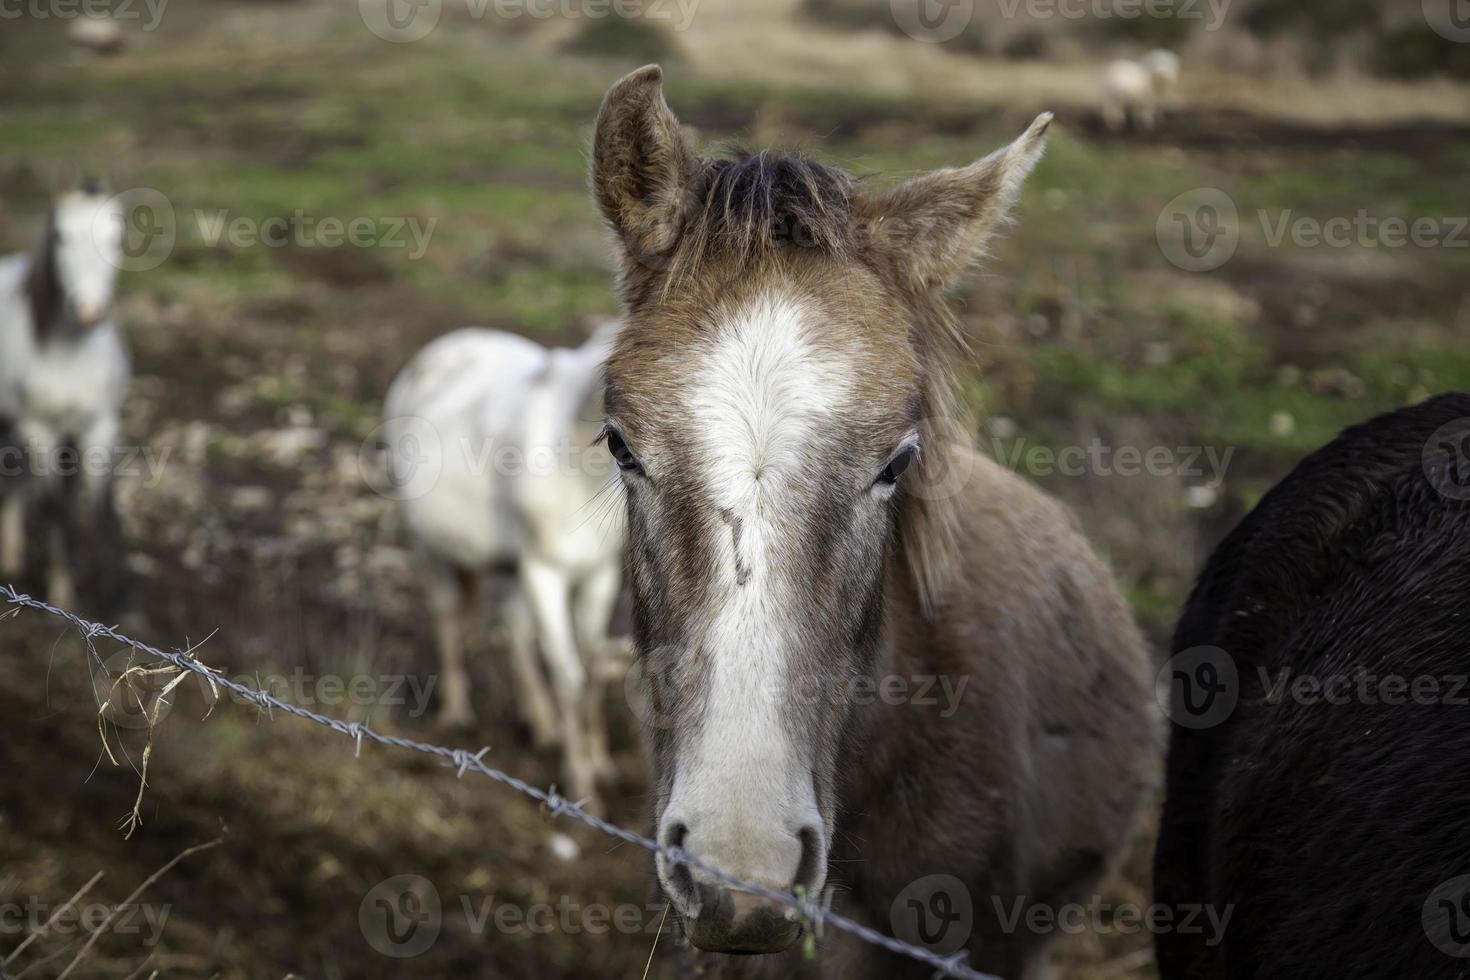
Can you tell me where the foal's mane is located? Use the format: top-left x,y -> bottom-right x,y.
666,149 -> 971,615
666,151 -> 857,283
26,209 -> 62,341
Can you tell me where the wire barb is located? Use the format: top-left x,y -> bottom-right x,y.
347,722 -> 371,758
933,952 -> 977,978
0,585 -> 1002,980
449,745 -> 490,778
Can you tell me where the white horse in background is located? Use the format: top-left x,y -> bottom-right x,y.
384,321 -> 625,813
0,182 -> 132,613
1103,48 -> 1182,133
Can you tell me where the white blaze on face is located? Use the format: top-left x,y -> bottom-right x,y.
54,193 -> 123,326
659,290 -> 851,896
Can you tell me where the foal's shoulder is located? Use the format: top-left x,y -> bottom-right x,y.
944,447 -> 1107,591
921,447 -> 1141,663
957,447 -> 1083,540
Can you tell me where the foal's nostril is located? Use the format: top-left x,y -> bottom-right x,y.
661,821 -> 698,911
662,820 -> 688,852
793,825 -> 823,893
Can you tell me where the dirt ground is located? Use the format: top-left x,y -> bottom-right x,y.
2,1 -> 1468,977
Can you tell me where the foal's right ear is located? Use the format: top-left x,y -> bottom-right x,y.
591,65 -> 698,268
856,112 -> 1053,293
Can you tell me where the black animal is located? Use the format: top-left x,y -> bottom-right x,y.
1155,392 -> 1470,979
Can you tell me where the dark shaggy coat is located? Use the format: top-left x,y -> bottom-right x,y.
1155,392 -> 1470,980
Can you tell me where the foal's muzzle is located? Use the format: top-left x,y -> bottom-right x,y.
660,818 -> 825,955
686,884 -> 803,954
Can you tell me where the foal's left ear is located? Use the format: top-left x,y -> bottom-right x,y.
857,112 -> 1053,292
591,64 -> 698,269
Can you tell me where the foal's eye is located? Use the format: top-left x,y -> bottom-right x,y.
876,447 -> 918,486
606,429 -> 641,473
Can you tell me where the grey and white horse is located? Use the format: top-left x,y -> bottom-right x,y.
0,183 -> 132,613
384,321 -> 625,813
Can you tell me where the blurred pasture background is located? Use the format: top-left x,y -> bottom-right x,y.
2,0 -> 1469,976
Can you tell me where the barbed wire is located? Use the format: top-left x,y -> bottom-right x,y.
0,584 -> 999,980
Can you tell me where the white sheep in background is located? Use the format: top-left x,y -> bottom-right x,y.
1103,48 -> 1181,133
68,16 -> 127,55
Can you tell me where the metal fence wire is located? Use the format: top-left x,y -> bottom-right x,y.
0,585 -> 1001,980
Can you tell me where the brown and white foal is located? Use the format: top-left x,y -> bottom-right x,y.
592,67 -> 1158,979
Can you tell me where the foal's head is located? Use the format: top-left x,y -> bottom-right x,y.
591,66 -> 1049,954
29,181 -> 125,334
